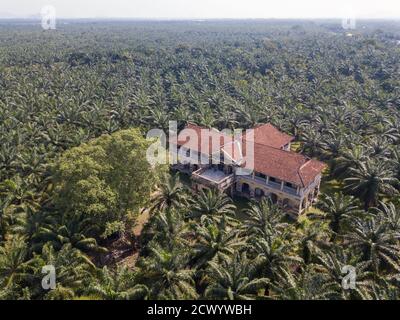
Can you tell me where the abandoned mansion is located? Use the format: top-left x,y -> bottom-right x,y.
170,123 -> 326,216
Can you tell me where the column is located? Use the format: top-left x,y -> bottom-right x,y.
250,187 -> 255,199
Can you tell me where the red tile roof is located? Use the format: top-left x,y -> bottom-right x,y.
243,123 -> 294,149
172,123 -> 326,188
242,141 -> 326,187
173,123 -> 235,155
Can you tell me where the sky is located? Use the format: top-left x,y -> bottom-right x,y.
1,0 -> 400,19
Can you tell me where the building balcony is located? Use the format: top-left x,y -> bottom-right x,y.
282,185 -> 298,196
268,181 -> 282,190
192,167 -> 235,191
238,175 -> 300,198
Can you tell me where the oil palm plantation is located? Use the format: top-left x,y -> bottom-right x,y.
0,236 -> 31,290
189,189 -> 236,225
87,266 -> 148,300
204,252 -> 269,300
30,243 -> 95,300
189,217 -> 245,270
314,246 -> 373,299
269,266 -> 339,300
249,228 -> 302,279
345,216 -> 400,274
332,144 -> 368,178
136,244 -> 198,300
32,212 -> 107,254
345,160 -> 398,210
316,192 -> 362,234
242,198 -> 287,237
374,202 -> 400,232
145,207 -> 188,250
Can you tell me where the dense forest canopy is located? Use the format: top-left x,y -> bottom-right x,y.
1,19 -> 400,300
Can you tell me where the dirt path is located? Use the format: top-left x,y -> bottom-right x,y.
116,207 -> 151,268
132,210 -> 150,238
102,192 -> 159,268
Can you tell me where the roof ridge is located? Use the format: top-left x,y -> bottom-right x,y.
299,157 -> 312,170
245,140 -> 305,157
297,158 -> 312,188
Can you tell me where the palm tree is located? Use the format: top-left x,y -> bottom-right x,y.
150,173 -> 187,214
320,130 -> 346,161
145,208 -> 188,250
345,216 -> 400,274
314,246 -> 372,299
87,266 -> 148,300
374,202 -> 400,232
249,229 -> 302,279
0,197 -> 13,241
204,252 -> 269,300
145,107 -> 170,132
242,198 -> 287,237
389,147 -> 400,184
316,192 -> 361,234
33,212 -> 107,254
0,236 -> 31,290
196,104 -> 216,128
295,220 -> 330,265
234,102 -> 262,128
345,160 -> 398,210
300,129 -> 323,157
269,266 -> 339,300
137,244 -> 198,300
189,189 -> 236,225
357,278 -> 400,300
173,104 -> 193,130
31,243 -> 95,300
368,137 -> 391,158
20,208 -> 56,245
332,144 -> 368,179
0,177 -> 41,230
189,217 -> 245,269
214,99 -> 239,130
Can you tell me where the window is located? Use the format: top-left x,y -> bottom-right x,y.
269,177 -> 276,182
255,171 -> 267,180
285,182 -> 294,188
186,149 -> 191,157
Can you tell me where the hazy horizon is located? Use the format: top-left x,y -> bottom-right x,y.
1,0 -> 400,20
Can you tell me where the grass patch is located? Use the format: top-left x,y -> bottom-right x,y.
305,206 -> 325,216
320,178 -> 344,196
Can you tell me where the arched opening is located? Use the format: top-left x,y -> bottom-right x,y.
282,198 -> 290,208
241,183 -> 250,195
270,193 -> 278,204
255,188 -> 265,199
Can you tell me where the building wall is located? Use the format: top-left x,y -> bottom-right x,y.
171,144 -> 323,217
235,175 -> 321,216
